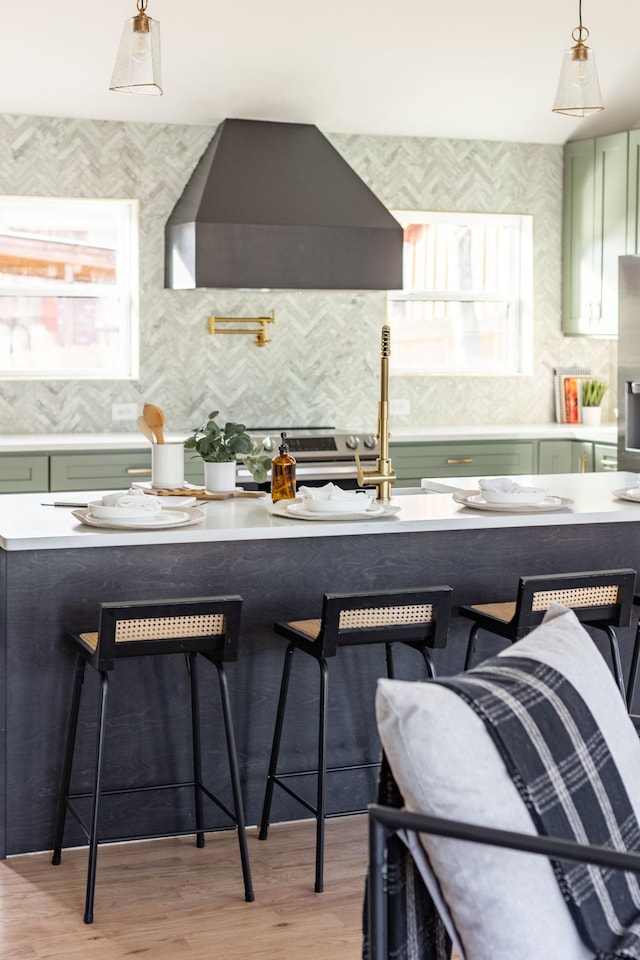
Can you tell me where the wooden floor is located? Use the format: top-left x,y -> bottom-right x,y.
0,817 -> 371,960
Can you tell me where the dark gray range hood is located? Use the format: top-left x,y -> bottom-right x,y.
165,118 -> 403,290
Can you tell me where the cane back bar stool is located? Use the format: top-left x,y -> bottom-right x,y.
51,596 -> 254,923
258,586 -> 452,893
460,569 -> 636,701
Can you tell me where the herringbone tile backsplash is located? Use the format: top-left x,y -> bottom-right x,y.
0,113 -> 615,435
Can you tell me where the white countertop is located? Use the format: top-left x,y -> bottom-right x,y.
388,423 -> 617,444
0,433 -> 186,453
0,423 -> 617,453
1,471 -> 639,552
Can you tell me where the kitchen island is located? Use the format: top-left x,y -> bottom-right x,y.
2,471 -> 640,859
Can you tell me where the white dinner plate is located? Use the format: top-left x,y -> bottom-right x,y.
453,490 -> 573,513
613,488 -> 640,503
268,499 -> 400,521
72,507 -> 205,530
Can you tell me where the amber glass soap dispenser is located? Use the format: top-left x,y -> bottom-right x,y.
271,431 -> 297,502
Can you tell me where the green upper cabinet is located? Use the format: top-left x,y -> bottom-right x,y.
626,130 -> 640,254
562,132 -> 628,338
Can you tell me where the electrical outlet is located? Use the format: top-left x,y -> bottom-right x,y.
391,398 -> 410,416
111,402 -> 138,422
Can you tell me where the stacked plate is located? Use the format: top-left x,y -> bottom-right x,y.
74,502 -> 204,529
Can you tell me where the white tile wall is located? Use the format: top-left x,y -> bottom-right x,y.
0,113 -> 615,434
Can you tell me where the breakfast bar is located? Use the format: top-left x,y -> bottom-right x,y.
3,471 -> 640,859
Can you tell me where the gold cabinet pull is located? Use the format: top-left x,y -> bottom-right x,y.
125,467 -> 152,475
446,457 -> 473,464
580,453 -> 587,473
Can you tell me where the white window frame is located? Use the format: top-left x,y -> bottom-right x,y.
0,196 -> 139,380
387,210 -> 533,376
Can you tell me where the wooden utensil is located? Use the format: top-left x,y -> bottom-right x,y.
137,415 -> 155,443
143,403 -> 166,444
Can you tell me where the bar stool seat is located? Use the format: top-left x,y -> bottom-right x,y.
460,569 -> 637,703
258,586 -> 452,893
51,596 -> 254,923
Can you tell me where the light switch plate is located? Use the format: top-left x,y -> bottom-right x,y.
111,402 -> 138,421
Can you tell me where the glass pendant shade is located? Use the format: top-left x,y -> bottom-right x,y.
109,9 -> 162,95
552,34 -> 603,116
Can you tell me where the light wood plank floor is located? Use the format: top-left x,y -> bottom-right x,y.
0,817 -> 370,960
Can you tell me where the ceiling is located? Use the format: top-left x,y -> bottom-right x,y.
4,0 -> 640,145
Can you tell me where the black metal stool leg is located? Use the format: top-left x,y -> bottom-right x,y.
464,624 -> 480,670
314,657 -> 329,894
368,813 -> 391,960
84,671 -> 109,924
417,645 -> 436,679
400,642 -> 436,679
216,661 -> 255,903
259,642 -> 296,841
385,642 -> 395,679
604,626 -> 626,700
628,623 -> 640,712
189,652 -> 206,849
52,656 -> 86,865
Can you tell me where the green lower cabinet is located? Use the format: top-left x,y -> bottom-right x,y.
0,455 -> 49,493
538,440 -> 575,474
538,439 -> 617,474
49,449 -> 204,492
50,452 -> 153,491
593,442 -> 618,472
571,441 -> 595,473
390,440 -> 535,486
0,437 -> 618,493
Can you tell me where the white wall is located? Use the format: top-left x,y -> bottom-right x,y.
0,113 -> 615,434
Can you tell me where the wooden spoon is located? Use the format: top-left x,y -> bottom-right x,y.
137,414 -> 155,443
143,403 -> 166,444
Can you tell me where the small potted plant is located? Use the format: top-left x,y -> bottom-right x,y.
581,378 -> 607,426
185,411 -> 271,492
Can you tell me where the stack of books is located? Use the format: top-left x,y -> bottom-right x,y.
554,367 -> 591,424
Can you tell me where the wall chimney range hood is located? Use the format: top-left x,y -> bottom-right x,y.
165,118 -> 403,291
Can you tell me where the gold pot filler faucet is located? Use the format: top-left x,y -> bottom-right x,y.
355,324 -> 396,502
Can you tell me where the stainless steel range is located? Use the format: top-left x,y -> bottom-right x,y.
238,426 -> 379,488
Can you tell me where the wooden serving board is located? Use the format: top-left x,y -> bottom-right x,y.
133,484 -> 267,501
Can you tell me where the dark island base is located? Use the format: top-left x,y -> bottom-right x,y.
3,522 -> 638,857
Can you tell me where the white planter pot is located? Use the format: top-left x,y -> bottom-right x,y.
581,406 -> 602,426
204,460 -> 237,493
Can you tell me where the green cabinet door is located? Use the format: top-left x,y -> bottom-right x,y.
50,451 -> 153,491
593,442 -> 618,472
627,130 -> 640,254
596,133 -> 628,337
562,132 -> 627,337
562,138 -> 596,335
0,454 -> 49,493
390,440 -> 535,486
538,440 -> 573,474
571,441 -> 595,473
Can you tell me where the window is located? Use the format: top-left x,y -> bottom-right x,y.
0,196 -> 139,380
387,211 -> 533,375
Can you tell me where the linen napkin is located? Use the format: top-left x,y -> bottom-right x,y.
101,489 -> 162,514
297,482 -> 373,510
478,478 -> 543,496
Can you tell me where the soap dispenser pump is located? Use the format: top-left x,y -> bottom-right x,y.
271,431 -> 297,502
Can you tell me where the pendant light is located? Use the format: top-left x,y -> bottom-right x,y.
109,0 -> 162,95
552,0 -> 603,116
